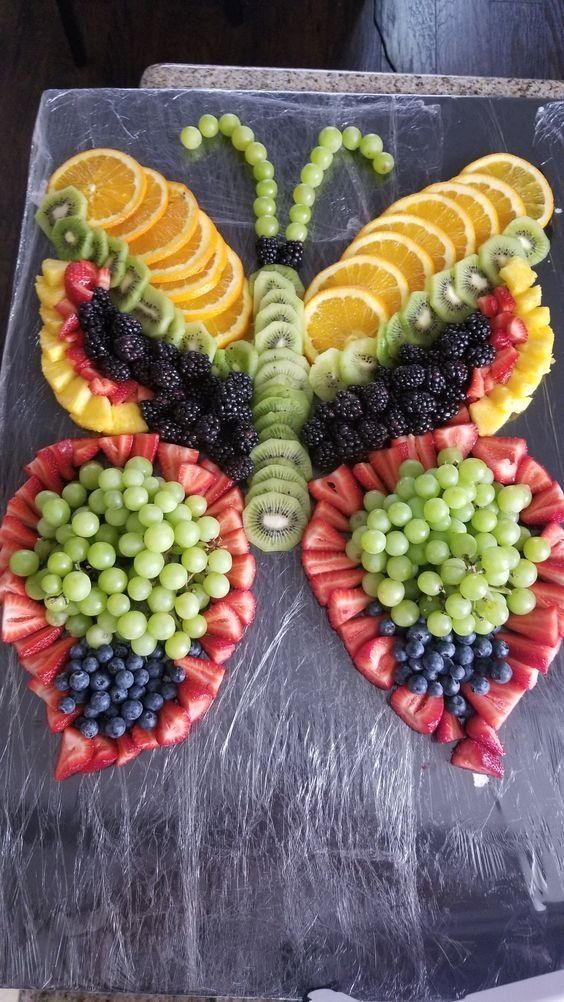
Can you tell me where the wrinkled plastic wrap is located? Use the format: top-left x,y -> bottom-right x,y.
0,89 -> 563,1002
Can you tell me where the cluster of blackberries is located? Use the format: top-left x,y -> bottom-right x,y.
78,290 -> 257,482
302,312 -> 494,471
256,237 -> 304,270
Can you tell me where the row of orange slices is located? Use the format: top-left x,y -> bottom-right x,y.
48,148 -> 251,349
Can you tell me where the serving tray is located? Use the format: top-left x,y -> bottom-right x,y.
0,87 -> 563,1002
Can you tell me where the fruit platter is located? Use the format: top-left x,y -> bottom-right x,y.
0,87 -> 563,1001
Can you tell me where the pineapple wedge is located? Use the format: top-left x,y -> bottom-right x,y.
499,258 -> 536,295
41,259 -> 67,288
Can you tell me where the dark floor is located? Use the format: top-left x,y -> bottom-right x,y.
1,0 -> 563,347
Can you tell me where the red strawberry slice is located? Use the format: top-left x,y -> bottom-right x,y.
28,677 -> 60,707
531,580 -> 564,617
447,405 -> 471,426
310,567 -> 364,606
200,458 -> 233,504
435,710 -> 465,744
536,556 -> 564,586
369,447 -> 402,493
200,635 -> 236,664
223,589 -> 256,628
389,687 -> 443,734
64,260 -> 98,305
482,372 -> 497,394
490,346 -> 519,384
302,550 -> 357,578
466,366 -> 487,401
55,296 -> 77,319
54,728 -> 95,779
67,345 -> 90,371
354,636 -> 396,689
327,587 -> 371,629
462,678 -> 525,728
157,442 -> 199,482
491,311 -> 514,335
131,724 -> 159,751
506,317 -> 528,344
465,716 -> 505,756
1,593 -> 46,642
338,614 -> 382,657
176,655 -> 225,696
227,553 -> 256,590
177,680 -> 215,723
0,570 -> 27,601
116,732 -> 142,766
90,376 -> 119,397
216,507 -> 243,536
490,329 -> 512,350
506,607 -> 559,646
108,381 -> 139,405
59,313 -> 80,340
130,432 -> 159,461
477,293 -> 499,317
542,523 -> 564,547
155,702 -> 191,747
521,482 -> 564,525
0,515 -> 38,549
391,435 -> 419,461
352,462 -> 385,492
516,456 -> 552,494
177,462 -> 215,496
97,266 -> 111,290
308,465 -> 363,516
221,528 -> 250,555
6,495 -> 39,531
498,631 -> 560,673
301,518 -> 346,552
493,285 -> 516,312
471,436 -> 527,484
98,435 -> 134,466
207,487 -> 244,516
14,625 -> 63,657
24,449 -> 63,491
415,433 -> 437,469
204,600 -> 244,642
310,500 -> 350,532
506,657 -> 539,690
81,735 -> 118,773
48,439 -> 76,480
71,438 -> 101,465
433,423 -> 478,457
19,635 -> 75,683
46,704 -> 82,733
451,738 -> 504,778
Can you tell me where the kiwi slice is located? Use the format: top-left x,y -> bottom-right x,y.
90,228 -> 109,267
252,463 -> 307,486
260,287 -> 304,315
249,264 -> 305,299
35,186 -> 87,240
309,348 -> 346,401
399,293 -> 444,349
243,491 -> 308,552
257,347 -> 309,373
429,269 -> 472,324
254,381 -> 312,406
255,302 -> 302,334
111,255 -> 150,312
478,235 -> 524,285
104,236 -> 129,287
250,439 -> 312,480
212,348 -> 229,377
254,408 -> 307,434
164,309 -> 187,348
247,477 -> 311,517
253,393 -> 310,428
224,341 -> 258,376
339,337 -> 378,385
257,422 -> 299,443
132,285 -> 175,338
453,255 -> 492,308
384,313 -> 408,359
254,358 -> 310,393
252,270 -> 295,311
255,320 -> 303,353
178,321 -> 216,360
504,217 -> 550,266
51,216 -> 93,262
376,324 -> 391,365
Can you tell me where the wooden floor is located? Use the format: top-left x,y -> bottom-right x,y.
1,0 -> 563,348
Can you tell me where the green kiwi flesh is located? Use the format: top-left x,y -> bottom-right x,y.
399,293 -> 444,348
429,269 -> 472,324
250,439 -> 312,480
104,236 -> 129,287
453,255 -> 492,308
243,491 -> 307,552
503,217 -> 550,266
131,284 -> 174,337
254,320 -> 303,353
111,256 -> 150,312
36,186 -> 87,239
478,235 -> 524,285
252,463 -> 306,486
90,228 -> 109,267
246,477 -> 311,516
52,216 -> 93,262
254,302 -> 302,333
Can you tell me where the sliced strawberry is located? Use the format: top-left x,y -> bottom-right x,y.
216,507 -> 243,536
327,587 -> 371,629
14,625 -> 63,657
155,702 -> 191,747
55,296 -> 77,319
302,550 -> 357,578
308,465 -> 363,516
24,449 -> 63,492
200,458 -> 233,504
389,687 -> 443,734
108,381 -> 138,405
59,313 -> 80,340
433,423 -> 478,458
46,704 -> 82,733
96,266 -> 111,290
66,345 -> 90,370
516,456 -> 553,494
90,376 -> 118,398
177,679 -> 215,723
451,738 -> 504,778
49,439 -> 76,480
200,635 -> 236,664
177,462 -> 215,496
98,434 -> 133,466
352,462 -> 385,492
414,433 -> 437,469
391,435 -> 419,462
498,630 -> 560,673
223,589 -> 256,628
536,556 -> 564,586
71,437 -> 101,466
204,600 -> 244,642
116,732 -> 142,766
310,500 -> 350,532
507,657 -> 539,690
157,442 -> 199,481
0,570 -> 27,601
131,724 -> 159,751
1,593 -> 46,642
531,580 -> 564,616
310,567 -> 364,606
354,636 -> 396,689
490,311 -> 514,335
435,710 -> 465,744
542,523 -> 564,547
130,432 -> 159,461
19,635 -> 75,683
493,285 -> 516,312
28,676 -> 60,707
12,476 -> 44,515
301,518 -> 346,552
483,372 -> 497,393
477,293 -> 499,318
490,346 -> 519,384
54,727 -> 94,780
466,366 -> 487,402
5,494 -> 38,530
207,487 -> 245,516
81,735 -> 118,773
465,716 -> 505,755
369,447 -> 402,493
64,260 -> 98,305
521,482 -> 564,525
227,553 -> 256,590
490,329 -> 512,351
506,606 -> 559,646
507,317 -> 528,344
0,515 -> 38,549
471,436 -> 527,484
462,678 -> 525,729
447,405 -> 471,426
221,528 -> 250,555
338,614 -> 383,657
176,655 -> 225,696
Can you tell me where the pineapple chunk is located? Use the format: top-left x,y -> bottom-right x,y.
523,306 -> 551,332
57,375 -> 92,414
488,385 -> 517,413
40,329 -> 66,362
509,395 -> 532,415
39,304 -> 62,332
41,259 -> 67,288
111,403 -> 148,434
499,258 -> 536,295
470,396 -> 508,435
41,354 -> 74,392
514,286 -> 542,315
35,279 -> 64,309
79,394 -> 114,433
507,368 -> 542,396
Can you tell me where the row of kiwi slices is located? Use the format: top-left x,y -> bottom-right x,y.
35,185 -> 218,358
242,266 -> 314,552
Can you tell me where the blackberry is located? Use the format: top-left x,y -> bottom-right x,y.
152,361 -> 182,389
114,334 -> 146,362
465,312 -> 491,342
392,364 -> 425,392
153,392 -> 177,411
361,420 -> 389,450
432,399 -> 461,424
402,391 -> 436,414
101,358 -> 131,382
256,236 -> 280,267
224,371 -> 253,403
301,417 -> 326,448
316,402 -> 335,425
151,340 -> 179,363
438,328 -> 469,359
333,390 -> 363,421
425,365 -> 446,395
398,343 -> 427,365
362,380 -> 389,414
314,440 -> 339,471
84,334 -> 110,360
140,400 -> 164,424
466,343 -> 496,368
409,413 -> 436,434
178,351 -> 212,380
216,397 -> 253,423
443,361 -> 469,385
386,409 -> 409,437
174,400 -> 201,427
111,313 -> 143,339
235,426 -> 260,455
335,423 -> 365,463
194,414 -> 220,444
278,240 -> 304,270
223,455 -> 254,482
131,360 -> 153,386
154,420 -> 184,443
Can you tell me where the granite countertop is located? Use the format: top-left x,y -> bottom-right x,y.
140,63 -> 564,98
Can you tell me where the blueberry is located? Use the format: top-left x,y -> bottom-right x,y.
440,657 -> 454,675
59,696 -> 76,714
66,659 -> 83,673
105,705 -> 119,719
83,705 -> 99,719
91,671 -> 110,690
491,660 -> 512,683
366,600 -> 383,616
408,658 -> 424,672
394,665 -> 412,685
143,691 -> 164,711
83,656 -> 99,674
473,658 -> 489,675
161,673 -> 171,684
97,644 -> 114,663
473,637 -> 493,658
70,643 -> 86,659
70,688 -> 88,705
394,645 -> 408,662
406,639 -> 425,659
428,681 -> 444,697
160,682 -> 177,701
126,654 -> 144,672
450,664 -> 466,681
129,684 -> 146,700
122,699 -> 143,721
152,645 -> 165,660
90,691 -> 111,713
379,619 -> 396,636
116,669 -> 135,689
471,676 -> 490,695
457,633 -> 476,646
423,668 -> 439,681
446,694 -> 467,716
109,685 -> 127,704
435,640 -> 455,659
79,719 -> 98,739
54,673 -> 70,691
146,659 -> 163,679
442,677 -> 460,696
422,651 -> 443,672
168,666 -> 186,684
189,640 -> 203,658
454,645 -> 474,666
105,716 -> 126,738
407,624 -> 430,644
69,670 -> 90,690
146,679 -> 161,692
86,648 -> 101,661
407,674 -> 428,694
462,666 -> 475,683
492,639 -> 509,657
107,657 -> 126,675
138,710 -> 157,730
134,668 -> 150,686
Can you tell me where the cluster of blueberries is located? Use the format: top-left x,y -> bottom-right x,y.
373,608 -> 513,717
54,639 -> 202,739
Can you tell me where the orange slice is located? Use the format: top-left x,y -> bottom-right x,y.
461,152 -> 554,227
109,167 -> 169,241
424,180 -> 499,246
204,282 -> 252,348
160,239 -> 228,303
355,213 -> 455,272
342,231 -> 433,292
177,248 -> 244,321
453,173 -> 525,230
152,213 -> 221,285
304,255 -> 408,316
384,193 -> 475,259
48,148 -> 146,229
304,287 -> 388,362
128,181 -> 199,264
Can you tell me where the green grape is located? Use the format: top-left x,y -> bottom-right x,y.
481,547 -> 510,577
415,473 -> 440,499
425,539 -> 450,565
319,126 -> 342,152
459,573 -> 488,601
396,477 -> 415,500
181,547 -> 208,574
62,482 -> 87,508
86,542 -> 115,571
42,498 -> 70,527
127,576 -> 152,602
118,532 -> 144,558
498,484 -> 532,513
451,534 -> 477,559
124,457 -> 152,477
407,542 -> 426,566
254,195 -> 276,217
46,551 -> 72,577
62,570 -> 91,602
385,531 -> 409,556
125,513 -> 144,534
63,536 -> 88,562
445,592 -> 472,619
523,536 -> 551,563
423,498 -> 449,523
9,549 -> 39,577
517,525 -> 532,549
175,592 -> 200,620
487,570 -> 511,588
387,501 -> 412,527
245,141 -> 267,165
437,447 -> 463,466
96,610 -> 118,634
510,559 -> 537,588
180,125 -> 202,150
46,609 -> 68,627
79,462 -> 103,490
361,529 -> 386,554
107,592 -> 130,617
159,562 -> 187,591
98,567 -> 128,594
435,464 -> 459,489
122,467 -> 145,489
293,182 -> 315,207
442,487 -> 468,510
476,594 -> 509,627
383,494 -> 399,510
351,526 -> 366,548
218,112 -> 240,136
349,511 -> 368,531
25,575 -> 46,600
471,509 -> 497,533
153,490 -> 176,513
418,571 -> 443,596
451,614 -> 476,637
386,556 -> 413,582
164,632 -> 191,659
131,633 -> 158,657
257,178 -> 278,198
289,203 -> 311,225
174,521 -> 200,548
362,572 -> 384,597
204,572 -> 230,598
185,495 -> 206,517
494,518 -> 522,546
475,531 -> 497,555
399,460 -> 424,478
87,489 -> 106,515
301,163 -> 323,187
45,594 -> 68,613
253,160 -> 275,181
78,586 -> 106,616
500,545 -> 521,570
36,489 -> 59,511
342,125 -> 362,150
71,511 -> 99,538
123,486 -> 149,511
231,124 -> 254,150
507,587 -> 536,614
359,133 -> 383,158
361,550 -> 387,573
391,599 -> 420,627
404,518 -> 429,544
66,613 -> 91,637
408,497 -> 426,519
458,457 -> 489,483
286,222 -> 307,241
346,539 -> 362,562
147,586 -> 175,613
372,152 -> 395,175
97,467 -> 122,491
427,610 -> 452,637
33,539 -> 53,561
183,614 -> 208,638
256,216 -> 279,237
96,525 -> 120,547
144,522 -> 175,553
474,483 -> 495,507
143,477 -> 161,497
41,573 -> 62,596
147,612 -> 176,641
428,517 -> 452,534
166,505 -> 191,526
36,517 -> 57,539
366,509 -> 391,533
55,525 -> 75,545
207,548 -> 232,574
102,490 -> 123,513
189,583 -> 210,609
117,610 -> 148,641
311,145 -> 333,169
105,507 -> 128,528
440,557 -> 466,585
455,501 -> 475,523
377,578 -> 405,607
474,617 -> 495,636
449,517 -> 466,535
134,550 -> 165,579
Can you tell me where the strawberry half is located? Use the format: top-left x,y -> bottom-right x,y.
130,432 -> 159,462
451,738 -> 504,778
0,570 -> 27,601
435,710 -> 465,744
46,704 -> 82,733
465,716 -> 505,756
226,553 -> 256,590
200,635 -> 236,664
177,680 -> 215,723
506,317 -> 528,345
1,594 -> 46,642
155,702 -> 191,747
506,606 -> 559,646
204,601 -> 244,642
54,728 -> 94,780
415,433 -> 437,469
433,423 -> 478,457
352,462 -> 385,492
302,550 -> 358,578
223,589 -> 256,628
389,687 -> 443,734
471,436 -> 527,484
216,507 -> 243,536
338,614 -> 383,657
6,491 -> 40,529
353,636 -> 396,690
516,456 -> 552,494
310,567 -> 364,606
199,457 -> 233,505
369,446 -> 403,493
71,438 -> 101,465
207,487 -> 245,516
176,655 -> 225,696
462,678 -> 525,728
521,482 -> 564,525
327,587 -> 371,629
131,724 -> 159,751
157,443 -> 199,482
301,518 -> 346,552
14,625 -> 63,657
477,293 -> 499,317
497,631 -> 560,673
308,466 -> 364,516
391,435 -> 420,462
506,658 -> 539,690
18,635 -> 75,683
116,732 -> 142,767
98,435 -> 134,466
490,346 -> 519,384
59,313 -> 81,341
221,528 -> 250,555
178,462 -> 216,496
64,261 -> 98,305
310,500 -> 350,532
82,735 -> 118,773
466,367 -> 487,401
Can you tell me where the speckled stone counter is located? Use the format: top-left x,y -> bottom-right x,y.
140,63 -> 564,98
